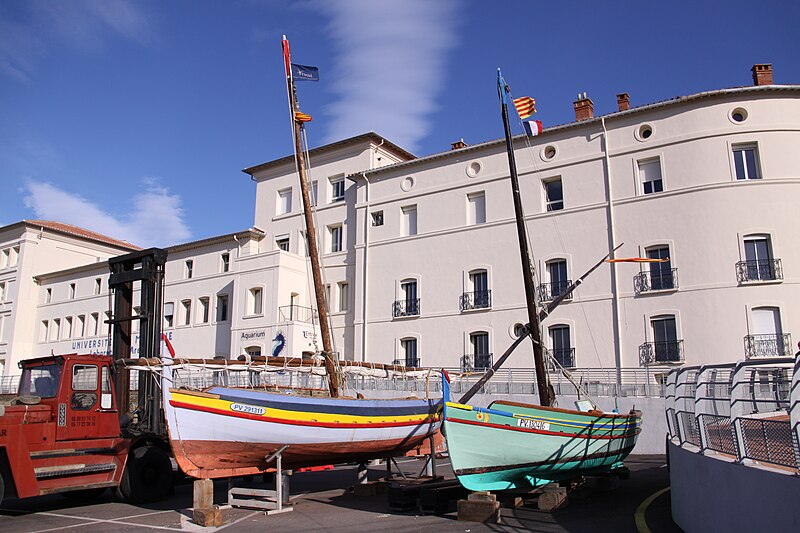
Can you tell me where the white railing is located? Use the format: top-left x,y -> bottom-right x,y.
666,357 -> 798,472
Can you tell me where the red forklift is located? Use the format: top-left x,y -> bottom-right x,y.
0,248 -> 175,505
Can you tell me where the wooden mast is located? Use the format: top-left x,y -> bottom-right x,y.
497,69 -> 553,407
282,36 -> 339,397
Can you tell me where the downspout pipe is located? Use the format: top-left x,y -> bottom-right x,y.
601,117 -> 624,395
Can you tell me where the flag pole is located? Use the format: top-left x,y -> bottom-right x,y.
281,36 -> 338,397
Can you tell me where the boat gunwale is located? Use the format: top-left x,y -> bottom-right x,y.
490,399 -> 643,420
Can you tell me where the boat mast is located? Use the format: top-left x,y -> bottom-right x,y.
282,36 -> 339,397
497,69 -> 553,407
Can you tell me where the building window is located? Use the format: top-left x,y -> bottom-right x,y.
733,144 -> 760,180
276,235 -> 290,251
64,316 -> 73,339
45,288 -> 52,303
402,205 -> 417,236
745,307 -> 791,358
244,346 -> 262,357
163,302 -> 174,329
181,299 -> 192,326
221,252 -> 230,273
544,178 -> 563,211
468,192 -> 486,225
185,260 -> 194,279
401,338 -> 419,367
199,297 -> 210,324
51,318 -> 61,341
639,158 -> 663,194
461,269 -> 491,311
466,332 -> 491,371
330,176 -> 345,202
10,246 -> 19,266
393,279 -> 420,317
249,287 -> 263,315
310,180 -> 319,207
90,313 -> 99,336
0,249 -> 8,268
634,246 -> 677,293
329,225 -> 343,253
371,211 -> 384,227
639,315 -> 683,365
548,325 -> 574,368
545,260 -> 571,301
95,278 -> 102,295
103,311 -> 111,335
40,320 -> 49,342
277,187 -> 293,215
77,314 -> 86,338
217,294 -> 229,322
738,235 -> 781,282
338,282 -> 349,312
0,281 -> 5,302
69,283 -> 76,299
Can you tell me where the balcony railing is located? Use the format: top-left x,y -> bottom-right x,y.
639,340 -> 684,366
537,280 -> 573,302
278,304 -> 318,324
461,353 -> 493,372
545,347 -> 576,369
633,268 -> 678,294
744,333 -> 793,358
392,298 -> 420,318
736,259 -> 783,283
459,290 -> 492,311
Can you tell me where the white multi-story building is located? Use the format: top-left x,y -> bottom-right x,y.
2,64 -> 798,380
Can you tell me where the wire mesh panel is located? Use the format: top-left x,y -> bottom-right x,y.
677,411 -> 701,446
738,417 -> 796,469
699,414 -> 736,455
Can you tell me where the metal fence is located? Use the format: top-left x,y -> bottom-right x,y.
665,357 -> 798,472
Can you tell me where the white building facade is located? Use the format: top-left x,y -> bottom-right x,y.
2,65 -> 798,380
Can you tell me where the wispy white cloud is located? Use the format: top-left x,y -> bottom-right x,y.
23,179 -> 191,248
314,0 -> 462,153
0,0 -> 152,81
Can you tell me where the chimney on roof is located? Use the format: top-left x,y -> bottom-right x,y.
573,92 -> 594,121
451,138 -> 468,150
616,92 -> 630,112
751,63 -> 773,86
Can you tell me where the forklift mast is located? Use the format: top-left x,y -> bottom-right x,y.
108,248 -> 168,435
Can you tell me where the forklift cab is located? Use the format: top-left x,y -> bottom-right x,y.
18,354 -> 121,440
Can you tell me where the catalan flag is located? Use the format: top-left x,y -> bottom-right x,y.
513,96 -> 536,119
294,111 -> 312,123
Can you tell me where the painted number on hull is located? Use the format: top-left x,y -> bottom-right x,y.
230,403 -> 266,416
517,418 -> 549,431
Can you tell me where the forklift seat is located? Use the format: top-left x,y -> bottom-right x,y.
34,376 -> 56,397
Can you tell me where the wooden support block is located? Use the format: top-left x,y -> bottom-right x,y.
467,491 -> 497,503
457,498 -> 501,523
193,507 -> 222,527
537,487 -> 568,511
352,481 -> 388,497
193,479 -> 214,511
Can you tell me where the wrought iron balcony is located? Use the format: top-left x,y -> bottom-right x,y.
459,290 -> 492,311
633,268 -> 678,294
392,298 -> 420,318
545,348 -> 576,369
736,259 -> 783,283
744,333 -> 793,358
537,280 -> 573,302
278,304 -> 318,324
639,340 -> 684,366
461,353 -> 493,372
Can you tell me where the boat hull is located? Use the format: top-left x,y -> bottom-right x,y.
165,386 -> 442,478
444,400 -> 641,491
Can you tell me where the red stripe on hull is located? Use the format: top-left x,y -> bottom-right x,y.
170,399 -> 440,428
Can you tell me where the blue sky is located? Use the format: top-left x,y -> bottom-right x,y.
1,0 -> 798,247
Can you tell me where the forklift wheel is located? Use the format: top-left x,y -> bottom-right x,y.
0,471 -> 4,506
116,446 -> 173,503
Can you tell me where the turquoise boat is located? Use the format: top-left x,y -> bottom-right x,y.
442,386 -> 642,491
440,70 -> 643,492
